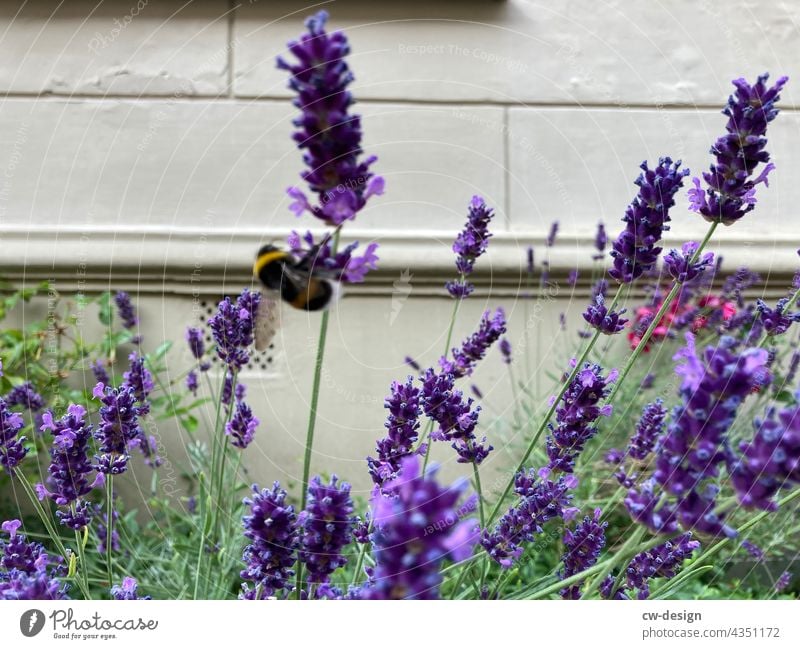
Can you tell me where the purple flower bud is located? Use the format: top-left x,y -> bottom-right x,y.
627,399 -> 667,461
609,158 -> 688,284
582,295 -> 628,335
186,327 -> 205,359
756,297 -> 800,336
226,400 -> 259,449
593,222 -> 607,259
546,221 -> 559,248
663,241 -> 714,283
4,383 -> 44,411
688,74 -> 788,225
240,483 -> 299,599
499,338 -> 512,364
440,308 -> 506,378
114,291 -> 139,330
298,475 -> 355,588
358,456 -> 479,599
560,509 -> 607,599
446,196 -> 495,299
0,398 -> 27,471
111,576 -> 150,600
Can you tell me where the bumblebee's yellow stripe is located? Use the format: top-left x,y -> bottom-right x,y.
253,250 -> 288,276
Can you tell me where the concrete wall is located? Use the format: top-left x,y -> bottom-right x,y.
1,0 -> 798,500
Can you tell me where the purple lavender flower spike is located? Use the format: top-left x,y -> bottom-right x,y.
642,334 -> 770,536
482,470 -> 577,569
186,370 -> 199,396
0,569 -> 69,600
741,540 -> 764,561
1,521 -> 67,600
593,222 -> 607,260
775,571 -> 792,593
440,308 -> 507,378
368,377 -> 423,488
4,383 -> 44,412
240,482 -> 299,600
559,509 -> 607,599
0,398 -> 27,471
499,338 -> 512,364
663,242 -> 715,284
688,74 -> 788,226
728,400 -> 800,511
123,352 -> 153,416
446,196 -> 495,299
358,456 -> 479,599
38,405 -> 103,529
603,533 -> 700,600
92,383 -> 141,475
582,294 -> 628,335
298,475 -> 355,589
526,247 -> 535,275
546,221 -> 559,248
609,158 -> 688,284
186,327 -> 205,360
756,297 -> 800,336
208,290 -> 261,372
226,400 -> 259,449
545,364 -> 618,473
114,291 -> 138,330
419,369 -> 491,465
627,399 -> 667,461
90,359 -> 111,386
278,11 -> 383,225
111,576 -> 151,600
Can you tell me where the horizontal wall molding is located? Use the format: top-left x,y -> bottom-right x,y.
1,225 -> 796,297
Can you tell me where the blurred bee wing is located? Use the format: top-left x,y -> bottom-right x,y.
254,291 -> 281,351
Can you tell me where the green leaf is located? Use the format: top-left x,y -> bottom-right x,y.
97,292 -> 113,326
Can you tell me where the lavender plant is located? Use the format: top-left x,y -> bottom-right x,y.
0,11 -> 797,603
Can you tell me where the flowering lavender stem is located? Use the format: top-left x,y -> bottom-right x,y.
12,470 -> 92,599
607,221 -> 719,403
581,525 -> 646,600
486,285 -> 624,526
420,278 -> 465,472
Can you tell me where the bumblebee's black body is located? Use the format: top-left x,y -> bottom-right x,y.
254,244 -> 336,311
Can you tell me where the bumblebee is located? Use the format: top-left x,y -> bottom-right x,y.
253,244 -> 341,312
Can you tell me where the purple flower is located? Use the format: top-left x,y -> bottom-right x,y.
226,400 -> 259,449
0,398 -> 26,472
446,196 -> 495,299
688,74 -> 788,225
4,383 -> 44,411
0,569 -> 68,600
741,540 -> 764,561
367,377 -> 423,488
240,483 -> 299,599
114,291 -> 138,330
633,335 -> 770,536
420,369 -> 492,465
603,533 -> 700,600
298,475 -> 355,588
482,469 -> 578,569
609,158 -> 688,284
286,231 -> 379,284
37,405 -> 103,529
90,360 -> 110,386
728,401 -> 800,511
627,399 -> 667,461
756,297 -> 800,336
186,370 -> 198,396
278,11 -> 383,226
567,269 -> 579,287
92,383 -> 141,475
440,308 -> 506,378
208,290 -> 261,372
582,294 -> 628,335
358,456 -> 479,599
0,521 -> 66,600
545,364 -> 617,473
123,352 -> 153,416
546,221 -> 559,248
499,338 -> 512,364
526,247 -> 535,275
593,222 -> 607,260
775,571 -> 792,593
1,520 -> 49,574
663,242 -> 715,284
404,356 -> 421,372
560,509 -> 607,599
186,327 -> 205,360
111,577 -> 150,600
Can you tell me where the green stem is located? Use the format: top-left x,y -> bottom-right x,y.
105,476 -> 114,587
